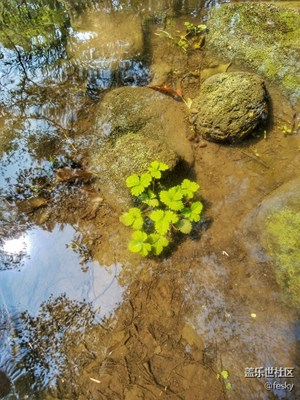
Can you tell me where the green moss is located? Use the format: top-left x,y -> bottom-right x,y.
282,74 -> 300,93
264,209 -> 300,308
90,133 -> 178,208
207,3 -> 300,100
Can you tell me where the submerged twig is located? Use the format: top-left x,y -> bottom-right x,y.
240,150 -> 269,169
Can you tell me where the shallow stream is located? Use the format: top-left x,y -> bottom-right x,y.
0,1 -> 299,399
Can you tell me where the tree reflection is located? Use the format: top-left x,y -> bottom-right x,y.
11,294 -> 96,393
0,0 -> 69,59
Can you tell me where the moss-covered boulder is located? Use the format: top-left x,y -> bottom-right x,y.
93,86 -> 194,164
90,133 -> 178,209
192,72 -> 268,142
254,179 -> 300,308
206,3 -> 300,103
89,86 -> 194,208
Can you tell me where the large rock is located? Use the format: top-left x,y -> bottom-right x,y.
247,178 -> 300,309
89,86 -> 194,208
192,72 -> 268,142
206,3 -> 300,103
93,86 -> 194,164
90,133 -> 179,209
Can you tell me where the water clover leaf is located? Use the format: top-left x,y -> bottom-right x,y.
181,201 -> 203,222
119,207 -> 144,230
147,161 -> 169,179
150,209 -> 179,235
148,233 -> 169,255
140,189 -> 159,208
128,231 -> 151,256
126,173 -> 152,196
181,179 -> 200,199
176,218 -> 192,234
121,161 -> 204,257
159,186 -> 184,211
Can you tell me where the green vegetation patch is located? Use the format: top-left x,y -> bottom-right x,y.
120,161 -> 203,257
264,208 -> 300,308
206,3 -> 300,100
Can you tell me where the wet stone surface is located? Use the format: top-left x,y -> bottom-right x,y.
192,72 -> 268,142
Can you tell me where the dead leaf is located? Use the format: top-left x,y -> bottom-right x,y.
200,63 -> 231,82
183,97 -> 193,109
18,197 -> 48,213
147,84 -> 183,101
55,167 -> 93,184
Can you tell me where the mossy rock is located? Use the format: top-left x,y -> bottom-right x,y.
192,72 -> 268,142
263,208 -> 300,308
93,86 -> 194,164
90,133 -> 178,209
206,3 -> 300,103
254,179 -> 300,308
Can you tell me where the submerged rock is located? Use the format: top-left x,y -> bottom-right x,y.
90,133 -> 178,208
93,86 -> 194,164
89,86 -> 194,208
206,3 -> 300,103
192,72 -> 268,142
251,178 -> 300,309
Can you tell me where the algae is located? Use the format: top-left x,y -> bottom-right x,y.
264,208 -> 300,308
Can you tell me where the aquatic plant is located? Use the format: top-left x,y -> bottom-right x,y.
217,370 -> 232,390
177,22 -> 207,52
120,161 -> 203,256
155,21 -> 206,53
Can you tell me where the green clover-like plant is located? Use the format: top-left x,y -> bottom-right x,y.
148,233 -> 169,255
150,209 -> 179,235
147,161 -> 169,179
181,201 -> 203,222
128,231 -> 151,256
119,207 -> 144,230
120,161 -> 204,257
181,179 -> 199,199
159,186 -> 184,211
126,172 -> 152,196
140,189 -> 159,208
175,218 -> 192,234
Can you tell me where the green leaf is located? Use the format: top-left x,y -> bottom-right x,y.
181,179 -> 200,199
220,370 -> 229,380
140,189 -> 159,208
150,209 -> 179,235
176,219 -> 192,234
148,233 -> 169,255
147,161 -> 169,179
126,173 -> 152,196
225,382 -> 232,390
128,231 -> 151,256
159,186 -> 184,211
181,201 -> 203,222
119,208 -> 144,230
